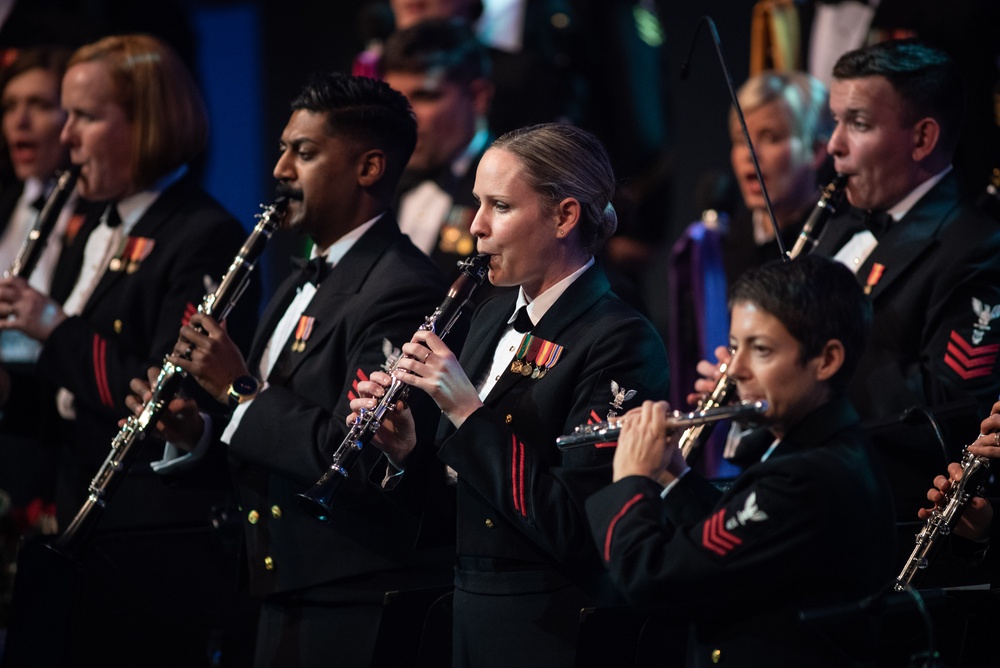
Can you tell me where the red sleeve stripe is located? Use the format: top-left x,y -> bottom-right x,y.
604,492 -> 645,561
92,334 -> 113,408
347,391 -> 357,402
356,368 -> 369,383
702,509 -> 742,556
510,434 -> 527,517
589,409 -> 602,424
518,439 -> 526,516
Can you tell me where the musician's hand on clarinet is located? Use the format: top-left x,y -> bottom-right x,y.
168,312 -> 250,404
124,367 -> 205,448
687,345 -> 731,406
918,462 -> 993,541
614,400 -> 686,486
349,371 -> 418,469
0,276 -> 66,341
393,329 -> 482,428
970,407 -> 1000,458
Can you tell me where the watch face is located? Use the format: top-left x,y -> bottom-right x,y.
232,376 -> 258,396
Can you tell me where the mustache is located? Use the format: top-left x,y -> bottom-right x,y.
274,183 -> 303,202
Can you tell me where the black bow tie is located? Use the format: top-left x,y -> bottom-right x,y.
850,207 -> 892,240
291,255 -> 329,286
30,192 -> 47,212
104,203 -> 122,228
511,305 -> 534,333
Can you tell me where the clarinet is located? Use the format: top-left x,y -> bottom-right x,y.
297,253 -> 491,521
680,174 -> 847,458
556,400 -> 768,450
894,446 -> 991,591
52,197 -> 288,556
5,165 -> 81,279
785,174 -> 847,259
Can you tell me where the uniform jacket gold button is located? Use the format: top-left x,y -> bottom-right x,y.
264,556 -> 274,571
485,518 -> 494,528
271,505 -> 282,519
113,319 -> 123,333
247,509 -> 259,524
505,414 -> 512,424
711,649 -> 722,663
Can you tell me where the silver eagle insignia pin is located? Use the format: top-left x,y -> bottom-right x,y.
971,297 -> 1000,345
381,338 -> 402,372
607,380 -> 637,420
725,492 -> 769,531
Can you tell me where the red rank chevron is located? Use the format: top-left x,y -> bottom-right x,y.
702,509 -> 742,556
944,331 -> 999,380
347,367 -> 369,402
181,302 -> 197,327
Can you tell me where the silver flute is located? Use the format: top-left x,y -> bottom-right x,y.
297,253 -> 491,521
894,445 -> 991,591
6,165 -> 80,279
555,400 -> 768,450
52,197 -> 288,557
680,174 -> 846,459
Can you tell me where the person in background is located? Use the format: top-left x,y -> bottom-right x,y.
0,45 -> 83,535
665,71 -> 832,443
384,18 -> 496,284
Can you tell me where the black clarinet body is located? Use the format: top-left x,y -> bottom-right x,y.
6,165 -> 81,279
297,253 -> 490,521
52,197 -> 287,557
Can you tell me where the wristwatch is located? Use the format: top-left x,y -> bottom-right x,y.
227,375 -> 260,409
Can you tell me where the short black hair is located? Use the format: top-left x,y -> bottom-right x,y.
382,18 -> 490,86
833,39 -> 964,156
729,255 -> 871,393
291,72 -> 417,194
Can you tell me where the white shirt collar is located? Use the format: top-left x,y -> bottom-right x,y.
507,257 -> 595,329
886,165 -> 952,222
114,164 -> 189,235
312,213 -> 382,267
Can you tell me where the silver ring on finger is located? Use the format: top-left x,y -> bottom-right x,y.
994,431 -> 999,447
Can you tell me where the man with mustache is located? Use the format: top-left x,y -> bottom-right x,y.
141,72 -> 454,666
